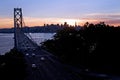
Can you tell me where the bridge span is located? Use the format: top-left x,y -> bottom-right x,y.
13,8 -> 114,80
14,8 -> 82,80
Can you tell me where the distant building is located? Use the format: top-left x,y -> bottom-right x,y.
64,22 -> 69,27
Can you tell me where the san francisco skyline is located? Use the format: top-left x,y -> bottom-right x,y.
0,0 -> 120,28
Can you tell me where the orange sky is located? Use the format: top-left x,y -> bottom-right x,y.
0,0 -> 120,28
0,17 -> 120,28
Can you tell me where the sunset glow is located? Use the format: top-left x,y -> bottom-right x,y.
60,19 -> 80,26
0,17 -> 120,28
0,0 -> 120,28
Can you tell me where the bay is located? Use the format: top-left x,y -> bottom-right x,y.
0,33 -> 55,55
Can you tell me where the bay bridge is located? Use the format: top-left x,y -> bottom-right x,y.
14,8 -> 82,80
13,8 -> 112,80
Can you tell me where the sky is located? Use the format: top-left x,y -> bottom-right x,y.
0,0 -> 120,28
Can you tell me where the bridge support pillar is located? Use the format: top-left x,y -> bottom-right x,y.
14,8 -> 23,49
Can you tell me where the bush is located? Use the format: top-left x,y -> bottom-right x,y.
0,49 -> 26,80
41,23 -> 120,75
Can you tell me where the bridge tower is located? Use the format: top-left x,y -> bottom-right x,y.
14,8 -> 23,48
14,8 -> 23,28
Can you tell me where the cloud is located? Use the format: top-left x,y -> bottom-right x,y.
0,13 -> 120,28
84,13 -> 120,21
105,19 -> 120,26
81,13 -> 120,26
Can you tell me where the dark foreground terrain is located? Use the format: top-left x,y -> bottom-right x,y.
0,49 -> 26,80
42,22 -> 120,76
1,22 -> 120,80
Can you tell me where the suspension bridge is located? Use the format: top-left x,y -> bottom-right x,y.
14,8 -> 83,80
13,8 -> 114,80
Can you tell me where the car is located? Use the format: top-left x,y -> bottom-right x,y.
32,53 -> 35,57
40,57 -> 45,60
26,53 -> 29,56
32,64 -> 37,68
32,48 -> 36,51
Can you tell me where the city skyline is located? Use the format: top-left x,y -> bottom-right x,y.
0,0 -> 120,28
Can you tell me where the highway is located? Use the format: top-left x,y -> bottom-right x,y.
15,28 -> 119,80
15,28 -> 82,80
13,8 -> 119,80
14,28 -> 120,80
24,49 -> 82,80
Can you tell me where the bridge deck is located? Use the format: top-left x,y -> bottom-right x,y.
15,28 -> 81,80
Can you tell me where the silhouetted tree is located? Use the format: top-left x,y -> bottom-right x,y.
41,22 -> 120,75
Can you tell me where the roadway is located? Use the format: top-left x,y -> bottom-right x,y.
15,28 -> 117,80
15,28 -> 82,80
24,48 -> 82,80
